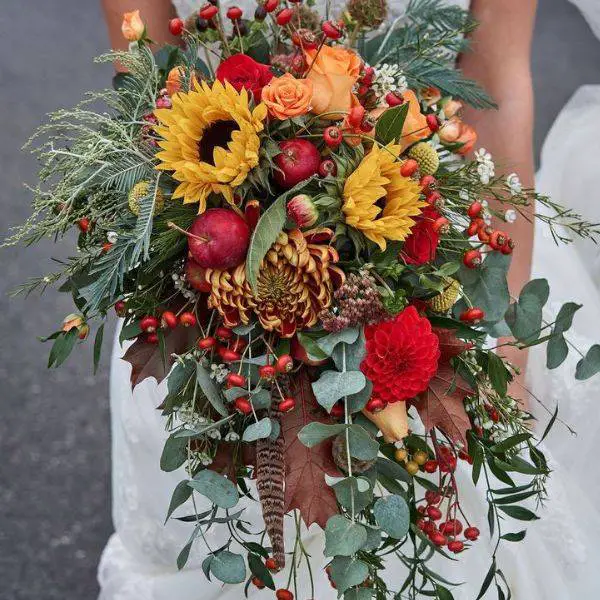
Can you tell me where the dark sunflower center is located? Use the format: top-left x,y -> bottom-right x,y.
198,119 -> 239,165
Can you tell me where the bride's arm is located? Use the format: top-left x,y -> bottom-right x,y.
101,0 -> 179,53
459,0 -> 537,386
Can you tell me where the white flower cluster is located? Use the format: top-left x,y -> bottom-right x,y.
474,148 -> 495,185
224,431 -> 239,442
171,271 -> 197,301
504,209 -> 518,223
210,363 -> 229,384
506,172 -> 522,196
371,63 -> 408,99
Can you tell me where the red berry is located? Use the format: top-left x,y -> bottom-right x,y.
467,201 -> 483,218
422,520 -> 436,535
216,326 -> 233,340
114,300 -> 126,317
276,8 -> 292,25
323,126 -> 343,148
330,403 -> 344,418
432,217 -> 450,234
291,28 -> 318,50
265,557 -> 279,571
276,590 -> 294,600
420,175 -> 437,194
467,218 -> 484,237
264,0 -> 278,12
478,226 -> 492,243
321,20 -> 343,39
426,114 -> 440,132
359,66 -> 375,86
365,398 -> 385,413
199,4 -> 218,19
198,336 -> 216,350
448,540 -> 465,553
501,238 -> 515,255
275,354 -> 293,373
360,117 -> 375,132
146,332 -> 159,344
77,218 -> 90,233
140,316 -> 159,333
259,365 -> 277,380
426,506 -> 442,520
221,349 -> 241,362
227,6 -> 243,19
489,230 -> 508,251
423,460 -> 438,473
169,18 -> 184,35
417,518 -> 427,531
440,519 -> 463,536
385,91 -> 404,106
318,159 -> 337,178
464,526 -> 480,541
179,312 -> 197,327
400,159 -> 419,178
226,373 -> 246,388
460,307 -> 485,324
252,576 -> 265,589
161,310 -> 178,329
430,532 -> 447,547
347,105 -> 366,128
425,490 -> 441,505
279,397 -> 296,412
463,249 -> 482,269
234,396 -> 253,415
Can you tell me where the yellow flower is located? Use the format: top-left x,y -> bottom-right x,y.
342,145 -> 425,250
154,80 -> 267,211
121,10 -> 145,41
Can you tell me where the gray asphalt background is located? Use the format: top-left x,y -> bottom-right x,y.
1,1 -> 599,599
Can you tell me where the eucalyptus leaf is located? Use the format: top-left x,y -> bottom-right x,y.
333,475 -> 374,512
298,422 -> 348,447
210,550 -> 246,584
165,479 -> 192,523
324,515 -> 368,556
296,332 -> 329,362
188,470 -> 239,509
242,417 -> 272,442
347,425 -> 379,461
575,344 -> 600,380
330,556 -> 369,594
312,370 -> 367,412
505,279 -> 549,341
196,363 -> 227,416
160,434 -> 188,472
373,495 -> 410,539
317,328 -> 360,356
344,589 -> 373,600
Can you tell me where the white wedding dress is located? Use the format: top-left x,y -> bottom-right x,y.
98,1 -> 600,598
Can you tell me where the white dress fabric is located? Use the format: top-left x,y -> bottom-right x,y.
99,1 -> 600,598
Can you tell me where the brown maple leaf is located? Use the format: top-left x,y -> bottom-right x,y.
121,326 -> 199,389
432,327 -> 473,362
281,369 -> 341,529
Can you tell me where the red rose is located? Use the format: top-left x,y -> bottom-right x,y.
216,54 -> 273,102
401,206 -> 441,265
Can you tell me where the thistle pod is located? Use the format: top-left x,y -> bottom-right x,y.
287,194 -> 318,228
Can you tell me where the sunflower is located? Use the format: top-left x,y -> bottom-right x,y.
342,144 -> 425,250
154,80 -> 267,211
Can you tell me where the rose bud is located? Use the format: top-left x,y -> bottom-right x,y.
121,10 -> 145,41
287,194 -> 318,228
443,99 -> 463,118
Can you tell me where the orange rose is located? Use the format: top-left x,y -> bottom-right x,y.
443,99 -> 463,119
166,67 -> 198,96
121,10 -> 145,41
304,45 -> 362,119
261,74 -> 313,120
421,86 -> 442,107
361,90 -> 429,151
439,117 -> 477,155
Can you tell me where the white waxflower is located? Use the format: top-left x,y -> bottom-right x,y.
208,429 -> 221,440
506,173 -> 522,196
106,231 -> 119,243
209,363 -> 229,383
504,209 -> 517,223
225,431 -> 239,442
475,148 -> 495,184
372,63 -> 407,98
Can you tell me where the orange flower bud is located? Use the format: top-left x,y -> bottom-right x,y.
121,10 -> 145,42
362,401 -> 409,442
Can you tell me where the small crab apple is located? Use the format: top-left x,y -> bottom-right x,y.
221,348 -> 241,362
448,540 -> 465,554
226,6 -> 242,19
489,230 -> 508,251
467,218 -> 484,237
394,448 -> 408,462
230,338 -> 247,353
420,174 -> 437,194
198,336 -> 216,350
385,91 -> 404,106
264,0 -> 279,12
502,238 -> 515,255
279,397 -> 296,412
464,526 -> 480,541
463,249 -> 482,269
265,557 -> 279,571
179,312 -> 197,327
274,139 -> 321,189
259,365 -> 277,380
478,226 -> 493,243
318,159 -> 337,178
291,28 -> 318,50
425,490 -> 442,505
423,460 -> 438,473
199,3 -> 218,19
440,519 -> 463,536
234,396 -> 253,414
400,159 -> 419,178
321,20 -> 343,39
460,307 -> 485,323
323,126 -> 343,149
426,506 -> 443,520
432,217 -> 450,234
226,373 -> 246,388
146,333 -> 159,344
169,17 -> 184,35
275,354 -> 293,373
252,577 -> 265,589
467,201 -> 483,218
140,315 -> 159,333
161,310 -> 178,329
347,105 -> 366,128
405,460 -> 420,475
275,7 -> 293,25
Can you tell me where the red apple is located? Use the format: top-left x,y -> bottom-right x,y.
185,257 -> 212,292
187,208 -> 250,270
274,139 -> 321,189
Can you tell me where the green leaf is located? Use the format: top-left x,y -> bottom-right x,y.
374,103 -> 409,144
546,334 -> 569,370
324,515 -> 368,556
296,331 -> 329,362
93,323 -> 105,375
373,495 -> 410,539
476,560 -> 496,600
375,457 -> 412,485
505,279 -> 549,341
312,370 -> 367,412
344,589 -> 373,600
242,417 -> 272,442
333,476 -> 374,512
317,328 -> 360,356
487,352 -> 510,397
248,553 -> 275,589
48,329 -> 79,368
188,470 -> 239,509
458,252 -> 511,323
332,330 -> 367,371
210,550 -> 246,584
501,530 -> 526,542
575,344 -> 600,380
196,362 -> 228,416
490,433 -> 531,454
165,480 -> 193,524
298,422 -> 348,447
497,505 -> 538,521
177,534 -> 196,570
330,556 -> 369,594
347,425 -> 379,461
436,584 -> 455,600
160,434 -> 188,472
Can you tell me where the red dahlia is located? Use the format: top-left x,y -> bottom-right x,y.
361,306 -> 440,406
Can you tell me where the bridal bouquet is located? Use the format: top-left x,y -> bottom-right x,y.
8,1 -> 600,598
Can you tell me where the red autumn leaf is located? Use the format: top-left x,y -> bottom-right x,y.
414,363 -> 473,447
122,327 -> 199,389
433,327 -> 473,362
281,370 -> 341,529
210,443 -> 256,481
